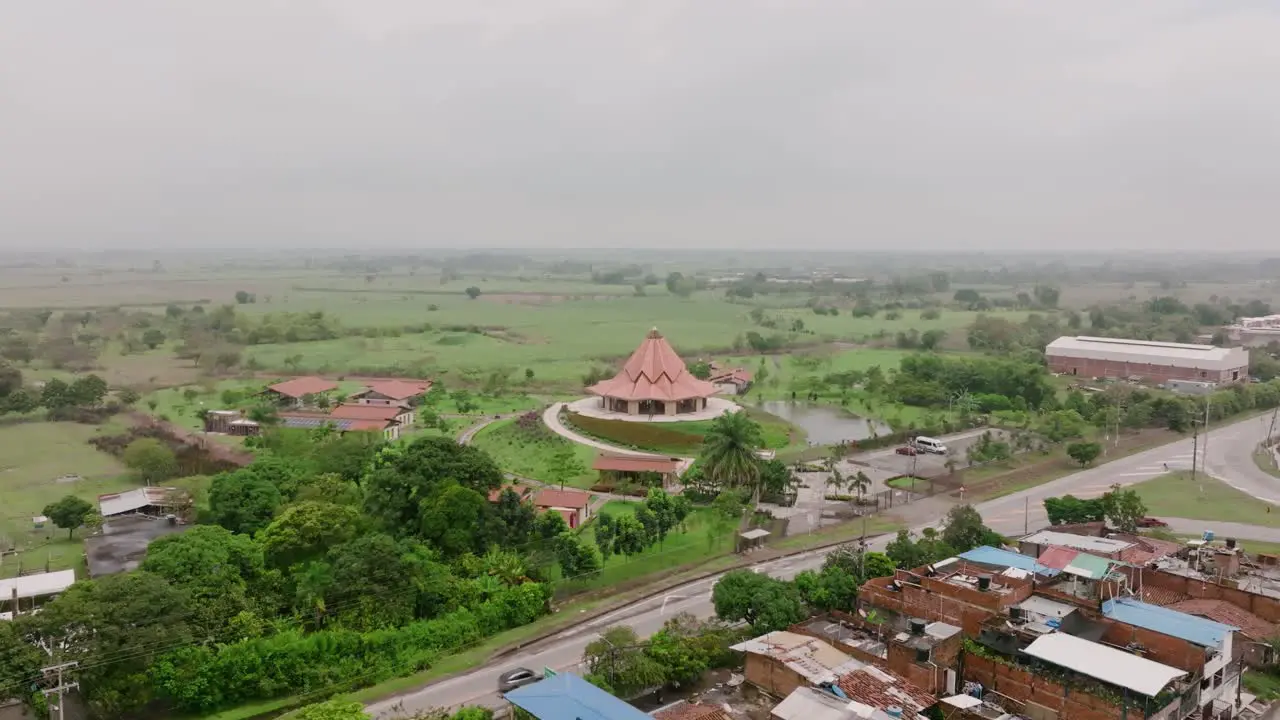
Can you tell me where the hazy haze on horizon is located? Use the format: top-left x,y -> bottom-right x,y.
2,0 -> 1278,252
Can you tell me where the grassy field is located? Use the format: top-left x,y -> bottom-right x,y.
0,422 -> 137,578
561,501 -> 736,593
1132,472 -> 1280,529
468,417 -> 598,488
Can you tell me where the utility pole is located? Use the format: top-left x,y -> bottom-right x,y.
1191,418 -> 1199,483
1201,396 -> 1211,476
41,662 -> 78,720
1024,496 -> 1030,535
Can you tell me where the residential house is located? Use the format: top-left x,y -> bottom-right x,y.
98,487 -> 184,518
348,380 -> 432,408
533,488 -> 593,529
329,402 -> 416,432
276,411 -> 402,441
709,369 -> 753,396
0,570 -> 76,619
730,631 -> 863,698
488,484 -> 535,503
263,377 -> 338,407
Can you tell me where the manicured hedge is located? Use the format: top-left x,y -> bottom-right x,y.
565,412 -> 705,452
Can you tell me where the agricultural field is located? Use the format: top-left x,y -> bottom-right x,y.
468,416 -> 598,489
0,422 -> 137,578
561,500 -> 736,593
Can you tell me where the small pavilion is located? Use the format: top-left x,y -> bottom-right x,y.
586,328 -> 717,417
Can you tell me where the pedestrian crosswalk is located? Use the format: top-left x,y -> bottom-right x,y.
1113,453 -> 1196,478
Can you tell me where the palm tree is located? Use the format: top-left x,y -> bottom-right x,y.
849,470 -> 872,502
700,411 -> 765,504
825,467 -> 845,497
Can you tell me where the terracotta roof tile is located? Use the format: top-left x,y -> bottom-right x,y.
1169,599 -> 1278,640
267,377 -> 338,398
586,327 -> 717,402
835,666 -> 936,719
1139,587 -> 1190,606
533,488 -> 591,509
592,455 -> 679,473
488,484 -> 533,503
356,380 -> 432,400
344,419 -> 394,432
654,703 -> 730,720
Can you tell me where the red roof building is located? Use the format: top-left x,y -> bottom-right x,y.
350,380 -> 432,403
592,455 -> 680,474
586,328 -> 716,416
533,488 -> 593,529
266,377 -> 339,402
328,404 -> 409,422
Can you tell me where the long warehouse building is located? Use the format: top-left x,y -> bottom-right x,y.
1045,335 -> 1249,384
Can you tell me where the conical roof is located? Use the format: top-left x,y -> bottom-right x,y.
587,328 -> 717,402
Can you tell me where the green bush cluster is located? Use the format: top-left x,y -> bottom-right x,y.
564,412 -> 704,452
151,582 -> 551,713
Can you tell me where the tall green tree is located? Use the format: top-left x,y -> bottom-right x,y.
208,469 -> 283,535
1100,484 -> 1147,533
940,505 -> 1003,553
122,438 -> 179,484
699,411 -> 764,503
711,569 -> 806,632
258,501 -> 363,569
42,495 -> 94,538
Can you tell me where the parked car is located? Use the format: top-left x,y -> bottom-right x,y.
895,446 -> 919,456
1136,517 -> 1169,528
498,667 -> 543,693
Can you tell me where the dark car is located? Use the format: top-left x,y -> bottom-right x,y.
498,667 -> 542,694
895,445 -> 918,456
1136,517 -> 1169,528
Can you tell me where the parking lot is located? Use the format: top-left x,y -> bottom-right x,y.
851,428 -> 1009,478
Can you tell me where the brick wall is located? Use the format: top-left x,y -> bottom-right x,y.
861,569 -> 1033,637
1097,620 -> 1206,674
1046,356 -> 1244,384
1118,566 -> 1280,623
887,632 -> 962,695
743,655 -> 807,699
963,654 -> 1127,720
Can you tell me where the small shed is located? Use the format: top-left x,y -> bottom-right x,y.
504,672 -> 652,720
738,527 -> 771,552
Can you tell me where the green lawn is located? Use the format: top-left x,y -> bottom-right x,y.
1132,472 -> 1280,529
564,407 -> 804,456
561,501 -> 736,593
1244,671 -> 1280,701
1254,448 -> 1280,479
0,422 -> 137,578
468,417 -> 598,488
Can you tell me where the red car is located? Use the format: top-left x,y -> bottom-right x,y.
1136,517 -> 1169,528
895,446 -> 919,456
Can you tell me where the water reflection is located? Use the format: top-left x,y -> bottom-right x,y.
753,400 -> 892,445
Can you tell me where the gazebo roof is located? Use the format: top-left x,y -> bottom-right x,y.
587,328 -> 717,402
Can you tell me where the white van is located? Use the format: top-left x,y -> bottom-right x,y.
912,436 -> 948,454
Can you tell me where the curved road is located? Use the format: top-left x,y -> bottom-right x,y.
368,412 -> 1280,719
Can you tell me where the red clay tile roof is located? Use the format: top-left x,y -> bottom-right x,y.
586,328 -> 717,402
356,380 -> 431,400
592,455 -> 679,473
835,667 -> 936,719
654,703 -> 731,720
708,368 -> 753,384
1118,535 -> 1183,565
533,488 -> 591,509
1140,587 -> 1191,606
488,484 -> 534,503
1170,599 -> 1277,640
1037,546 -> 1080,570
268,377 -> 339,398
328,404 -> 406,421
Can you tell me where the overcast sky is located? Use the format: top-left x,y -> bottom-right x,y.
2,0 -> 1278,252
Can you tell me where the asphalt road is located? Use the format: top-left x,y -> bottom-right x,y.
367,412 -> 1280,719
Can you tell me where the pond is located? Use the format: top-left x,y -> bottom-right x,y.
752,400 -> 893,446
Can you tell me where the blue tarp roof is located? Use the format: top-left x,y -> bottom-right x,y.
1102,598 -> 1239,648
958,546 -> 1060,576
505,673 -> 652,720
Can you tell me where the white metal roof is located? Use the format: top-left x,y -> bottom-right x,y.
1046,336 -> 1248,372
1017,596 -> 1077,619
0,570 -> 76,600
941,695 -> 982,710
772,687 -> 859,720
98,487 -> 176,517
739,528 -> 771,540
1021,530 -> 1132,554
1022,633 -> 1186,697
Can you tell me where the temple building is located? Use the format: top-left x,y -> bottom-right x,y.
586,328 -> 717,416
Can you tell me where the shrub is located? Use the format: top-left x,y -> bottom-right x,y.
564,413 -> 704,452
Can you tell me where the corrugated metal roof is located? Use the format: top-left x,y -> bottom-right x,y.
958,546 -> 1059,576
1102,598 -> 1238,648
98,487 -> 178,516
0,570 -> 76,600
1022,530 -> 1132,554
1022,632 -> 1185,697
1046,336 -> 1248,372
505,672 -> 652,720
1017,596 -> 1077,619
1062,553 -> 1115,580
1036,546 -> 1079,570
